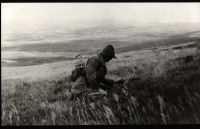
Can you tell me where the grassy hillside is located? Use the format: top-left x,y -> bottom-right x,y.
2,44 -> 200,125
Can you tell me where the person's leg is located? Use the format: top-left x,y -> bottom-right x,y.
68,92 -> 75,101
86,88 -> 107,101
70,76 -> 86,101
99,84 -> 113,91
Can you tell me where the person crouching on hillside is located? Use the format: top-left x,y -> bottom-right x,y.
69,45 -> 125,101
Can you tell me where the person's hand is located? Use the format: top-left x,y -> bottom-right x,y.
115,79 -> 125,84
99,88 -> 107,95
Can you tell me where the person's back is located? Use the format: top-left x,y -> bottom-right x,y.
85,54 -> 111,90
69,45 -> 124,101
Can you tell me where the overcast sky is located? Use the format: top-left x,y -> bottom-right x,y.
2,3 -> 200,27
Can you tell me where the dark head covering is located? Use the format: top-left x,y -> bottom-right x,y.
101,45 -> 116,59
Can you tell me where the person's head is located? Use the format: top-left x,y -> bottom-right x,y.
100,45 -> 116,62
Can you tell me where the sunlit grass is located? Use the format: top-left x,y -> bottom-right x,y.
2,48 -> 200,125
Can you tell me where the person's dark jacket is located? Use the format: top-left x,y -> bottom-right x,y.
85,54 -> 115,90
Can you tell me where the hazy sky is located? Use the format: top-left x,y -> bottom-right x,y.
2,3 -> 200,27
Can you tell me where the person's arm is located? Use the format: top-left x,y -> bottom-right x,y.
86,57 -> 100,90
99,66 -> 125,90
99,78 -> 115,90
100,66 -> 124,86
101,78 -> 125,90
102,78 -> 115,85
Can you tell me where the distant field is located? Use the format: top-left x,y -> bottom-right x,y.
2,29 -> 199,69
1,60 -> 75,81
3,31 -> 200,55
2,56 -> 74,67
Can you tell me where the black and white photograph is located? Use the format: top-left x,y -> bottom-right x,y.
1,3 -> 200,125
